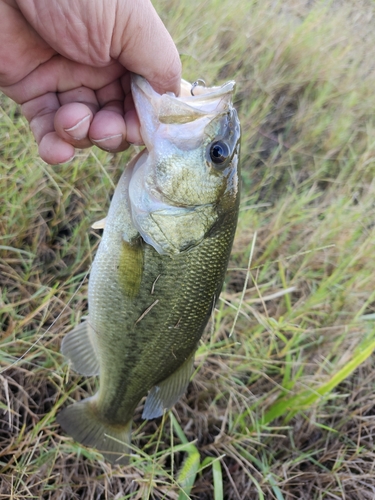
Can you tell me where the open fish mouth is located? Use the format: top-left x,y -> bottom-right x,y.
131,75 -> 237,153
132,74 -> 236,125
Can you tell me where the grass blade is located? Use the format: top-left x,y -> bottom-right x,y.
171,413 -> 201,499
259,334 -> 375,427
212,459 -> 224,500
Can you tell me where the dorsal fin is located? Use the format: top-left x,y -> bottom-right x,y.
91,217 -> 107,230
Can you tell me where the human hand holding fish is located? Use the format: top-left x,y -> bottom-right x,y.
0,0 -> 181,163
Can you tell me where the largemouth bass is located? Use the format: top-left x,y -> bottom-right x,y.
57,75 -> 241,465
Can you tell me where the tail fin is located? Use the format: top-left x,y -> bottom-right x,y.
57,398 -> 132,465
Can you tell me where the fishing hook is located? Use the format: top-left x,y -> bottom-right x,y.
191,79 -> 206,96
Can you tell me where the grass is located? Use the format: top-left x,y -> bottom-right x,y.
2,0 -> 375,497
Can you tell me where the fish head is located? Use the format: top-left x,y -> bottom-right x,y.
128,75 -> 241,255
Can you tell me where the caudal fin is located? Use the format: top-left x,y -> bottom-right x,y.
57,398 -> 132,465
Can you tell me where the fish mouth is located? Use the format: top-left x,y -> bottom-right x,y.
132,74 -> 235,107
131,74 -> 236,147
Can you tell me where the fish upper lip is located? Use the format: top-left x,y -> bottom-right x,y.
132,73 -> 236,102
178,79 -> 236,102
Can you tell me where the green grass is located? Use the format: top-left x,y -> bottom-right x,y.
2,0 -> 375,498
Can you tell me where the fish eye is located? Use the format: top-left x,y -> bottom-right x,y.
209,140 -> 230,166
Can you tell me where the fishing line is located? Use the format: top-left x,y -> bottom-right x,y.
0,267 -> 91,374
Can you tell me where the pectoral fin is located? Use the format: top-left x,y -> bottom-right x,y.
142,351 -> 195,419
61,319 -> 100,376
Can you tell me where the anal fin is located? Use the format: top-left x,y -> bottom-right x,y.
61,319 -> 100,376
142,351 -> 195,420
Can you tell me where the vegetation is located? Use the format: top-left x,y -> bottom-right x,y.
2,0 -> 375,498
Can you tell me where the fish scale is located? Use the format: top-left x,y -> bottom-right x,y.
95,210 -> 237,425
57,75 -> 241,465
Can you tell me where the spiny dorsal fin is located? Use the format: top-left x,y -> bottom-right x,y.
91,217 -> 106,230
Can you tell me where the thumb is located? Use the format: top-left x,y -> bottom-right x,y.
112,0 -> 181,96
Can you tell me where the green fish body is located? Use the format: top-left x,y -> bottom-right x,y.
57,76 -> 241,464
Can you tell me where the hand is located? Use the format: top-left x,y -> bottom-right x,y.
0,0 -> 181,164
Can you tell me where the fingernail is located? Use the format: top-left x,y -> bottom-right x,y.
92,134 -> 123,151
57,153 -> 75,165
64,114 -> 91,140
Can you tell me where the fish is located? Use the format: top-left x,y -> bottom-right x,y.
57,74 -> 241,465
